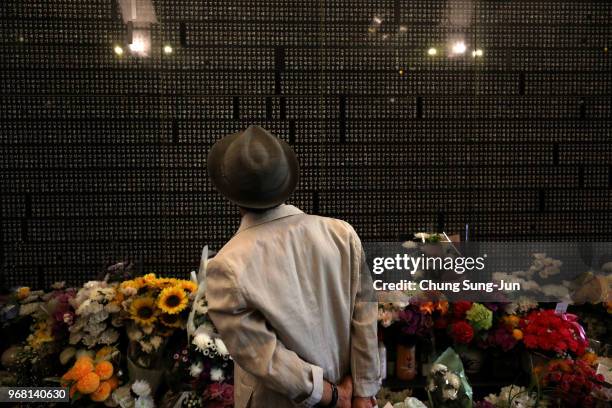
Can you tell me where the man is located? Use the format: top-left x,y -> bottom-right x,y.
205,125 -> 380,408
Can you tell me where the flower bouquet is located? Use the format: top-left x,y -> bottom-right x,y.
535,358 -> 605,407
68,280 -> 122,349
119,273 -> 196,392
426,347 -> 473,408
176,247 -> 234,407
447,302 -> 493,373
60,347 -> 121,404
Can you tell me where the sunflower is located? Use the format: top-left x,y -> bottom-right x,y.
120,279 -> 143,292
159,313 -> 182,328
157,286 -> 188,314
178,280 -> 197,294
155,277 -> 176,288
130,297 -> 157,326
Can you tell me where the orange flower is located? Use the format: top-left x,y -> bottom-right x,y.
512,329 -> 523,340
106,376 -> 120,390
503,315 -> 520,328
17,287 -> 30,300
94,361 -> 113,380
71,357 -> 94,380
95,347 -> 114,361
76,372 -> 100,394
581,352 -> 598,366
436,301 -> 449,315
69,384 -> 78,399
90,381 -> 112,402
419,302 -> 435,314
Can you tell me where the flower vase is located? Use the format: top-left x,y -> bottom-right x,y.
459,348 -> 484,374
521,350 -> 550,375
395,344 -> 417,381
127,340 -> 164,394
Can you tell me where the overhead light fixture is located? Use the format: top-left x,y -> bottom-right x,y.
451,41 -> 467,55
427,47 -> 438,56
372,16 -> 383,25
472,49 -> 484,57
163,44 -> 173,54
118,0 -> 157,57
399,25 -> 408,32
113,45 -> 124,56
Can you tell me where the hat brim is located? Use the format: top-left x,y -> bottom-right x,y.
207,132 -> 300,209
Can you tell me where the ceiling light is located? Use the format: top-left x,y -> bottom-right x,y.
451,41 -> 467,55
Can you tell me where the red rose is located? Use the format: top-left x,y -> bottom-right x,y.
452,301 -> 473,319
450,320 -> 474,344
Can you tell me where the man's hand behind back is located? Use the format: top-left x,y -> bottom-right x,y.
335,375 -> 353,408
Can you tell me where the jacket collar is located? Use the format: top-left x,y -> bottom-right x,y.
237,204 -> 304,233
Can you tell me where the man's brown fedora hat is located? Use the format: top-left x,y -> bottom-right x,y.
207,125 -> 299,209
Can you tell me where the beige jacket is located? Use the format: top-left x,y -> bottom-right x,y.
206,204 -> 380,408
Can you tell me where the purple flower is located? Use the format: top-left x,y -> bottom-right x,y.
488,325 -> 517,352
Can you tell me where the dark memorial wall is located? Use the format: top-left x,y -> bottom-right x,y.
1,1 -> 611,288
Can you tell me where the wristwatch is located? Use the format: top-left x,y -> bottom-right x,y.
327,382 -> 338,408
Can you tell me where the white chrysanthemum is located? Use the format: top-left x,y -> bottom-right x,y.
89,309 -> 109,324
485,385 -> 537,408
149,336 -> 163,350
86,321 -> 106,336
135,396 -> 155,408
442,387 -> 458,401
121,286 -> 137,296
214,338 -> 228,356
105,302 -> 121,313
192,332 -> 213,352
82,334 -> 98,347
126,325 -> 143,341
131,380 -> 151,397
75,299 -> 94,315
99,329 -> 119,345
19,302 -> 41,316
444,372 -> 460,390
431,363 -> 448,374
98,288 -> 117,302
426,379 -> 437,392
111,385 -> 132,407
139,341 -> 153,354
189,362 -> 203,377
210,367 -> 225,382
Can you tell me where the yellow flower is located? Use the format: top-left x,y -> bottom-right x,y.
120,279 -> 142,292
178,280 -> 197,294
581,352 -> 598,366
159,313 -> 182,328
157,286 -> 188,314
17,287 -> 30,300
143,273 -> 157,284
129,297 -> 157,326
503,315 -> 520,328
155,277 -> 175,288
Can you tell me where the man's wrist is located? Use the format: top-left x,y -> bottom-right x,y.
318,381 -> 337,407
